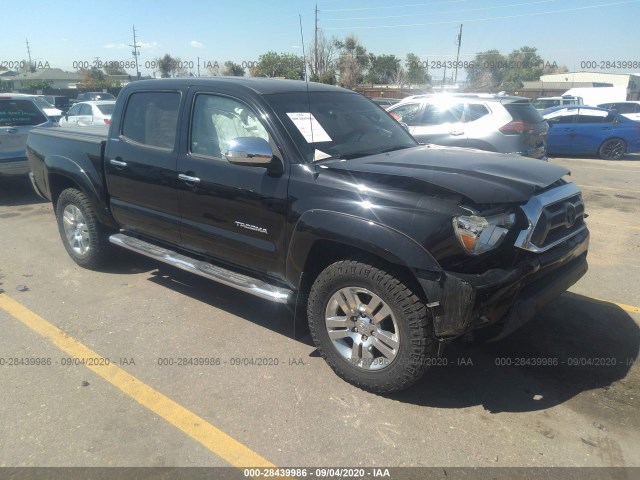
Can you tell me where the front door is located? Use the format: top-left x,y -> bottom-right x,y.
177,92 -> 289,279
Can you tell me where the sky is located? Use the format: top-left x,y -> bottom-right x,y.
1,0 -> 638,80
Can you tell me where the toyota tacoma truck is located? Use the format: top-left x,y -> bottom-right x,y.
27,78 -> 589,393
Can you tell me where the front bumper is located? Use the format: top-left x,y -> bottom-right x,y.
419,228 -> 589,339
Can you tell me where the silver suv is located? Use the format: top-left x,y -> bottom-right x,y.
387,94 -> 548,159
0,94 -> 55,177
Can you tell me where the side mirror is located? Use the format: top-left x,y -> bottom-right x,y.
224,137 -> 273,166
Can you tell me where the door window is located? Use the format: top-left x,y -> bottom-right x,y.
388,103 -> 422,125
465,104 -> 490,122
66,104 -> 81,117
190,94 -> 269,158
121,91 -> 181,150
420,103 -> 464,125
79,104 -> 92,116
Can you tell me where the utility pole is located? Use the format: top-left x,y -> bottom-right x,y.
315,3 -> 319,77
25,39 -> 33,72
130,25 -> 141,80
197,57 -> 200,77
454,24 -> 463,85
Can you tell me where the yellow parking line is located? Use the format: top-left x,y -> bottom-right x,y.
0,293 -> 276,469
588,297 -> 640,314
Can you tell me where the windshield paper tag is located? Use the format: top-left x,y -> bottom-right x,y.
287,113 -> 332,143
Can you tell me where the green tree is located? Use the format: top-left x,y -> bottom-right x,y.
223,61 -> 245,76
252,51 -> 304,80
335,35 -> 369,89
79,67 -> 114,89
405,53 -> 429,86
157,54 -> 187,78
309,30 -> 338,84
365,54 -> 400,85
465,49 -> 506,90
103,61 -> 127,76
23,80 -> 53,90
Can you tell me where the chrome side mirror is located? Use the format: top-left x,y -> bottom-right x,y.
224,137 -> 273,166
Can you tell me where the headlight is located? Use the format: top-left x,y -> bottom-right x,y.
453,213 -> 515,255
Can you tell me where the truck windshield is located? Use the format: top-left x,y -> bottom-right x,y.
265,91 -> 417,163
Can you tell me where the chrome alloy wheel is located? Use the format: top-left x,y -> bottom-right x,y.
324,287 -> 400,370
62,205 -> 90,255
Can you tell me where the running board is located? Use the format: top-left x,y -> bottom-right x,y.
109,233 -> 293,304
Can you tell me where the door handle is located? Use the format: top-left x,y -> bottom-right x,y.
178,173 -> 201,183
110,158 -> 127,167
7,128 -> 17,134
449,131 -> 464,136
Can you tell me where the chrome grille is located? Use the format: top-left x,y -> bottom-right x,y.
514,183 -> 587,253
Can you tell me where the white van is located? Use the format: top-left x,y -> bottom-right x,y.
532,95 -> 584,111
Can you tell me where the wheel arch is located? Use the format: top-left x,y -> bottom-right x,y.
45,155 -> 117,228
286,210 -> 442,300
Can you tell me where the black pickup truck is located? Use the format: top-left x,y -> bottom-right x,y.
27,78 -> 589,392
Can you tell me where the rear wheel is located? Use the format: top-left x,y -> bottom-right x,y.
55,188 -> 112,269
307,260 -> 437,393
599,138 -> 626,160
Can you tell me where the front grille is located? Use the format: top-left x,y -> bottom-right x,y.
514,183 -> 587,253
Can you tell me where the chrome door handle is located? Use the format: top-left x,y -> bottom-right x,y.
110,158 -> 127,167
7,128 -> 17,134
178,173 -> 201,183
449,131 -> 464,136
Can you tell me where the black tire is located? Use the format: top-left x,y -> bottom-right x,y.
55,188 -> 112,269
599,138 -> 626,160
307,260 -> 437,393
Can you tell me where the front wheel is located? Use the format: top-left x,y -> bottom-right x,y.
307,260 -> 437,393
599,138 -> 626,160
55,188 -> 112,269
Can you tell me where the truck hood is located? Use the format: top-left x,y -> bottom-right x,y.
321,145 -> 570,204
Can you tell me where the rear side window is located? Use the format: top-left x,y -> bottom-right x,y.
122,92 -> 180,150
97,103 -> 115,115
575,109 -> 613,124
504,102 -> 544,123
0,99 -> 48,127
466,104 -> 490,122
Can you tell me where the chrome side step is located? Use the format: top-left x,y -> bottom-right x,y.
109,233 -> 293,304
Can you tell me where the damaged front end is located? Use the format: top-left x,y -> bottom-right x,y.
419,182 -> 589,341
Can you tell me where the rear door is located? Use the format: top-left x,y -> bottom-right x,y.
410,102 -> 466,146
571,109 -> 617,153
104,90 -> 184,244
77,104 -> 94,126
176,90 -> 290,278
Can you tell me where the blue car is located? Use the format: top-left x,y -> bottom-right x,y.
542,105 -> 640,160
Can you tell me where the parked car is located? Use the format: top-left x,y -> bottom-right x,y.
597,101 -> 640,121
59,101 -> 116,127
42,95 -> 70,112
532,95 -> 583,111
27,78 -> 589,393
543,105 -> 640,160
69,91 -> 116,105
5,94 -> 64,122
0,94 -> 57,177
387,93 -> 548,159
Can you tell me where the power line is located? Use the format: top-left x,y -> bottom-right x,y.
323,0 -> 560,21
323,0 -> 639,29
322,0 -> 469,13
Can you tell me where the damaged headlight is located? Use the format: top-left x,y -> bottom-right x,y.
453,213 -> 516,255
